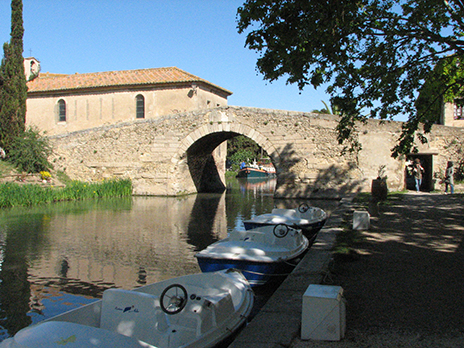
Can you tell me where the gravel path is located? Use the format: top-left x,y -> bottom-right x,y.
295,193 -> 464,347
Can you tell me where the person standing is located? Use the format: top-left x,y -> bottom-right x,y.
444,161 -> 454,194
413,158 -> 424,192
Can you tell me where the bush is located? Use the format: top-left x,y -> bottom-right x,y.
7,127 -> 52,173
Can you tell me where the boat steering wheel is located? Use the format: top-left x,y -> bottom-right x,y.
160,284 -> 188,315
298,203 -> 310,213
273,224 -> 289,238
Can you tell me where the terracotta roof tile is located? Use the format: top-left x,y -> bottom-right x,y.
27,67 -> 232,95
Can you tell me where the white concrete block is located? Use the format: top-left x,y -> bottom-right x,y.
301,285 -> 346,341
353,210 -> 370,230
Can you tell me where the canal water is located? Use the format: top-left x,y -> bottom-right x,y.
0,177 -> 338,342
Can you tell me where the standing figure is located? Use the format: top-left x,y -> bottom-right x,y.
444,161 -> 454,194
413,158 -> 424,192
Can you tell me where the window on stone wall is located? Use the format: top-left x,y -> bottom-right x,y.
136,95 -> 145,119
58,99 -> 66,122
454,99 -> 464,120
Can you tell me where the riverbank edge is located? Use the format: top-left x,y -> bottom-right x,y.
229,196 -> 354,348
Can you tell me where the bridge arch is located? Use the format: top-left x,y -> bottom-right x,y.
172,118 -> 280,193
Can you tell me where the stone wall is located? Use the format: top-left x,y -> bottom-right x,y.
48,106 -> 464,198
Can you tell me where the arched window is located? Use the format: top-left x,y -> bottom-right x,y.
136,95 -> 145,119
58,99 -> 66,122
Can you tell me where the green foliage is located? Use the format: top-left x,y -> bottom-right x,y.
237,0 -> 464,157
227,135 -> 261,158
416,55 -> 464,121
7,127 -> 52,173
227,135 -> 264,169
0,160 -> 17,176
55,170 -> 72,184
0,179 -> 132,208
0,0 -> 27,152
311,108 -> 330,114
229,149 -> 257,169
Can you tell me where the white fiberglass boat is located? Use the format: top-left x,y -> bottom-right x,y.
243,203 -> 327,243
195,224 -> 309,287
0,269 -> 254,348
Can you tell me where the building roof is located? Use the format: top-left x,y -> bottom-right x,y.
27,67 -> 232,95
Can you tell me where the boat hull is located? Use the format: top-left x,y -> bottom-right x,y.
236,167 -> 270,178
195,225 -> 309,287
243,206 -> 327,244
196,255 -> 303,287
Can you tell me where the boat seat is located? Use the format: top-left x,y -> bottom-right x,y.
202,291 -> 234,327
100,288 -> 167,346
168,285 -> 233,337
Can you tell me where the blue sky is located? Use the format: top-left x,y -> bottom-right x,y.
0,0 -> 332,113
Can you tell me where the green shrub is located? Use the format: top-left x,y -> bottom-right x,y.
7,127 -> 52,173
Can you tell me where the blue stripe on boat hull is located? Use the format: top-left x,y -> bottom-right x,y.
196,258 -> 298,287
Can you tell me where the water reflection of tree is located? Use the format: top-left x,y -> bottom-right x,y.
0,231 -> 32,335
0,215 -> 50,336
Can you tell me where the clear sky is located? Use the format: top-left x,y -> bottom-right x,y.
0,0 -> 332,113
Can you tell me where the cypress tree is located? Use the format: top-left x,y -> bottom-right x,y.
0,0 -> 27,152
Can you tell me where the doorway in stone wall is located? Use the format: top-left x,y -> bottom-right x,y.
405,154 -> 435,191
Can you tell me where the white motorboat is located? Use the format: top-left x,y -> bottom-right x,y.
195,224 -> 309,287
243,203 -> 327,243
0,269 -> 254,348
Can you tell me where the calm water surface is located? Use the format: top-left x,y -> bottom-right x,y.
0,177 -> 338,341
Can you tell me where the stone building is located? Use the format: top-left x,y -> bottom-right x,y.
441,101 -> 464,127
24,58 -> 232,136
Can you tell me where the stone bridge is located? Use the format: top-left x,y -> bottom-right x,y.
49,106 -> 464,198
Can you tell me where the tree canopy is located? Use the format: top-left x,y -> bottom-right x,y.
0,0 -> 27,152
237,0 -> 464,157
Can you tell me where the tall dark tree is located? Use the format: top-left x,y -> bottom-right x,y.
0,0 -> 27,152
237,0 -> 464,157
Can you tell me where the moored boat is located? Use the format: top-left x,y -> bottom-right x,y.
0,269 -> 254,348
236,166 -> 270,178
236,159 -> 276,179
195,224 -> 309,287
243,203 -> 327,243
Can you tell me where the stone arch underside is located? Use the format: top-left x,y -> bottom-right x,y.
174,121 -> 280,194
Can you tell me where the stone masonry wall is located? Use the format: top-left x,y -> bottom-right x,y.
48,106 -> 464,198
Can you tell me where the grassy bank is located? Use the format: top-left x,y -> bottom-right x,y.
331,192 -> 405,261
0,178 -> 132,208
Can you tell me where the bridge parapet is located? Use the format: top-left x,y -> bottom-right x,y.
49,106 -> 464,197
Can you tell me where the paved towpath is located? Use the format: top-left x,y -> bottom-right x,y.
230,193 -> 464,348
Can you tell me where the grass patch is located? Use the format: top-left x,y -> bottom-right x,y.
332,192 -> 406,261
0,178 -> 132,208
332,213 -> 365,262
0,161 -> 18,176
